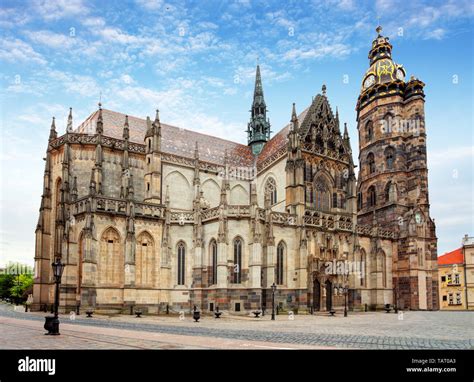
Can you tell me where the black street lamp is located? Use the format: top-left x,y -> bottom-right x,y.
271,282 -> 276,321
44,258 -> 65,335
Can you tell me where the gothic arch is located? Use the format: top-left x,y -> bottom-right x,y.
209,238 -> 218,285
276,241 -> 286,285
385,146 -> 395,169
99,227 -> 123,286
367,152 -> 375,174
230,184 -> 248,204
176,241 -> 186,285
202,178 -> 220,208
165,171 -> 192,209
264,177 -> 277,206
313,171 -> 333,212
367,185 -> 377,207
359,248 -> 367,287
136,231 -> 155,287
365,120 -> 373,142
232,236 -> 244,284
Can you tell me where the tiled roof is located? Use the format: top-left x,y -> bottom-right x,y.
438,248 -> 464,265
76,107 -> 310,169
256,107 -> 309,166
77,109 -> 255,167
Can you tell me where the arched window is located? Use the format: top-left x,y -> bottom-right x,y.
365,121 -> 373,142
360,250 -> 366,286
276,242 -> 285,285
367,152 -> 375,174
379,251 -> 387,288
210,240 -> 217,285
136,232 -> 154,287
367,185 -> 376,207
357,192 -> 362,210
233,238 -> 242,283
177,242 -> 186,285
265,178 -> 277,206
314,176 -> 330,211
99,227 -> 123,286
385,146 -> 395,169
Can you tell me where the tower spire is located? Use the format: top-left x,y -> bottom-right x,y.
123,115 -> 129,140
96,102 -> 103,135
67,108 -> 73,133
247,64 -> 271,155
49,117 -> 57,141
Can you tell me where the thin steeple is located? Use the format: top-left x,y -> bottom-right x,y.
67,108 -> 73,133
49,117 -> 57,141
247,64 -> 271,156
96,103 -> 103,135
123,115 -> 130,140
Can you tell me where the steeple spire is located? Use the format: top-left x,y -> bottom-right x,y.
247,64 -> 271,156
49,117 -> 57,141
67,108 -> 73,133
96,103 -> 103,135
123,115 -> 129,140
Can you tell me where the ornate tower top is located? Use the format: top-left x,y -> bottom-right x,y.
247,64 -> 271,156
357,26 -> 425,114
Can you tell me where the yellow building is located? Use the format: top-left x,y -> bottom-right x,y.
438,235 -> 474,310
462,235 -> 474,310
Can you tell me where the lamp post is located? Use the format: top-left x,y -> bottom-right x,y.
44,258 -> 65,335
271,283 -> 276,321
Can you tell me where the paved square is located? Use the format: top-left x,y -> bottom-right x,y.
0,303 -> 472,349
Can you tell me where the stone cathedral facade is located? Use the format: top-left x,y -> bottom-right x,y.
33,28 -> 439,314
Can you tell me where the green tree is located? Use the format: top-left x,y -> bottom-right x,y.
9,274 -> 33,304
0,274 -> 15,300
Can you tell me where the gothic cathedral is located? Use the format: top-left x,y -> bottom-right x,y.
33,27 -> 439,314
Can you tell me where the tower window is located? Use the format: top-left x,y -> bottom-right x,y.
385,146 -> 395,169
367,152 -> 375,174
357,192 -> 362,210
147,183 -> 150,191
367,185 -> 376,207
365,121 -> 373,142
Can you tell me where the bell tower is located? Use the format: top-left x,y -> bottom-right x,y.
356,26 -> 439,310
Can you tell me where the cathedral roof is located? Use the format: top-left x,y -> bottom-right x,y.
77,108 -> 255,167
257,107 -> 310,164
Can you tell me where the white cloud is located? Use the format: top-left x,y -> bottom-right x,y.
423,28 -> 446,40
135,0 -> 165,10
26,30 -> 76,49
0,38 -> 46,65
35,0 -> 89,21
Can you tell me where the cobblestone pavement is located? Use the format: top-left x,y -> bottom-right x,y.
1,303 -> 472,349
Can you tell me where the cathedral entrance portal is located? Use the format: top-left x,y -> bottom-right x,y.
313,279 -> 321,311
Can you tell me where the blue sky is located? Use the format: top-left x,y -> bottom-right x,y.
0,0 -> 473,265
